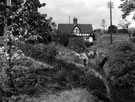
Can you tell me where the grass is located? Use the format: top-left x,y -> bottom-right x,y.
1,54 -> 104,102
12,89 -> 97,102
2,41 -> 109,101
36,89 -> 96,102
97,34 -> 130,45
89,33 -> 130,55
1,33 -> 132,102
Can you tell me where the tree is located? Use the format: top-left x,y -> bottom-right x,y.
118,19 -> 131,30
118,19 -> 131,36
0,0 -> 54,96
0,0 -> 52,44
108,25 -> 118,33
119,0 -> 135,19
100,19 -> 107,33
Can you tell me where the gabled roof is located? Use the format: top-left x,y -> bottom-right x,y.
58,24 -> 74,34
58,24 -> 93,34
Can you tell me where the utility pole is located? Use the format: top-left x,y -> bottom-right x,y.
107,0 -> 114,44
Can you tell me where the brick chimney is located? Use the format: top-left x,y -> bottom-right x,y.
73,17 -> 77,25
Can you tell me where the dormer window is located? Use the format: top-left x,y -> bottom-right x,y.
73,27 -> 80,36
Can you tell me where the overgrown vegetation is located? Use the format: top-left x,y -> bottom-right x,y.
106,41 -> 135,102
17,43 -> 57,64
0,42 -> 108,101
68,38 -> 86,53
59,33 -> 69,47
108,42 -> 135,88
0,0 -> 135,102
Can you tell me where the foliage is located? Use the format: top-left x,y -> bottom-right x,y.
0,55 -> 10,95
0,42 -> 58,100
81,72 -> 106,92
0,0 -> 54,44
108,42 -> 135,88
17,43 -> 57,63
59,33 -> 69,47
84,41 -> 93,47
0,0 -> 55,97
53,30 -> 79,46
130,32 -> 135,44
0,56 -> 50,97
4,89 -> 97,102
118,19 -> 131,30
0,40 -> 109,101
49,59 -> 107,100
119,0 -> 135,19
108,25 -> 118,33
100,19 -> 107,33
68,38 -> 86,53
0,51 -> 107,101
117,29 -> 128,34
130,37 -> 135,43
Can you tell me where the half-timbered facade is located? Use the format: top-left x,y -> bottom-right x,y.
58,17 -> 95,42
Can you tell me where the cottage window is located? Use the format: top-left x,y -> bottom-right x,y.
73,27 -> 80,36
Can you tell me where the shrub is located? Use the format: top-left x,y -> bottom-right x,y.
118,29 -> 128,34
81,72 -> 106,93
44,44 -> 57,62
68,38 -> 86,53
17,43 -> 57,64
108,25 -> 118,33
108,42 -> 135,88
130,37 -> 135,43
0,50 -> 109,101
52,59 -> 85,88
59,33 -> 69,47
85,41 -> 93,47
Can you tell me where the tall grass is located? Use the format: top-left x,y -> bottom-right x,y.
97,34 -> 130,45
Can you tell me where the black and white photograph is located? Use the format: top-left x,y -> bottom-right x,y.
0,0 -> 135,102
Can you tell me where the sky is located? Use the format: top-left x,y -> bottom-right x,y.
38,0 -> 135,29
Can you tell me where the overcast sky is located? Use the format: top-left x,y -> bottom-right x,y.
39,0 -> 135,29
